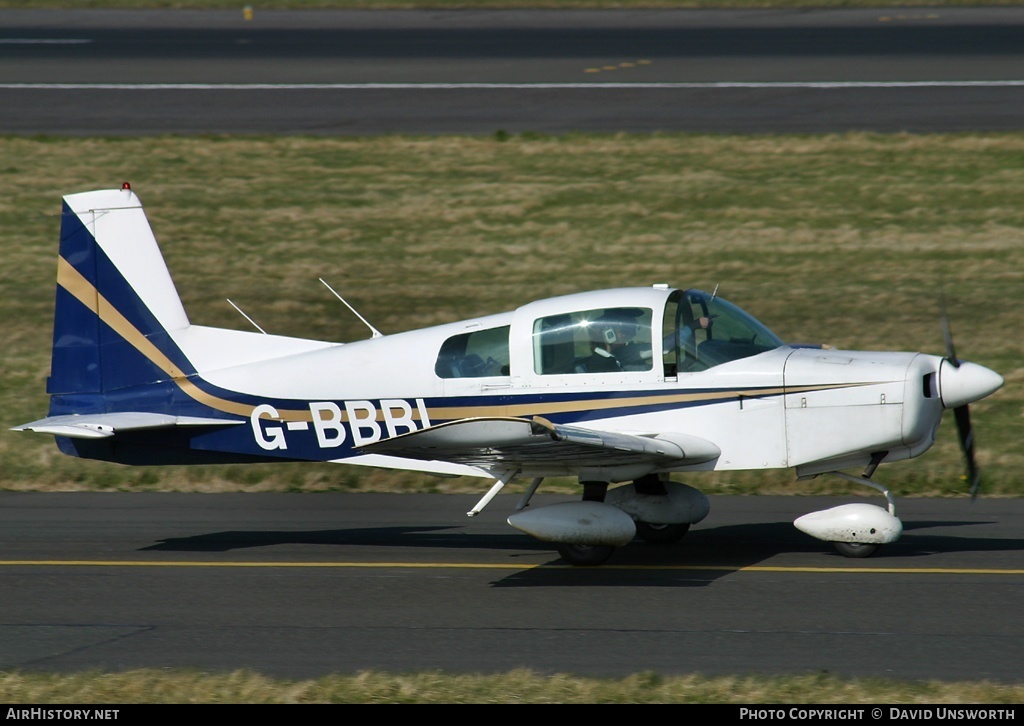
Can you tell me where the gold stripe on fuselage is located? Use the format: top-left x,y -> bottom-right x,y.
58,256 -> 880,425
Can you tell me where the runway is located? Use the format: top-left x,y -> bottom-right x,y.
1,8 -> 1023,134
1,492 -> 1021,681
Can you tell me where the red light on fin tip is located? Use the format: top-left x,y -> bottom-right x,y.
121,182 -> 131,190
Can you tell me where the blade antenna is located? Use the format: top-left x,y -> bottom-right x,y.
319,278 -> 383,339
226,299 -> 267,335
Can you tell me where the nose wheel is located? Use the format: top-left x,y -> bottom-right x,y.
832,541 -> 879,558
795,470 -> 902,558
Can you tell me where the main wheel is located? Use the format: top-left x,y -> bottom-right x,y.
556,543 -> 615,566
833,541 -> 878,558
636,521 -> 690,544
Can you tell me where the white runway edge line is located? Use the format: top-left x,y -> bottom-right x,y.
2,81 -> 1024,90
0,39 -> 92,44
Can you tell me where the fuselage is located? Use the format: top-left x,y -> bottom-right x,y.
51,284 -> 985,480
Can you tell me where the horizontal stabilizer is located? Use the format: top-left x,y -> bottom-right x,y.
12,412 -> 243,439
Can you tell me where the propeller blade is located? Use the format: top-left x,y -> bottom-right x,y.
953,404 -> 980,499
940,301 -> 960,368
941,297 -> 987,498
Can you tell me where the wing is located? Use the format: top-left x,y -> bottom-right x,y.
11,412 -> 243,439
360,416 -> 720,473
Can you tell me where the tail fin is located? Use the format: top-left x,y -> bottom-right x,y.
49,186 -> 195,407
46,186 -> 334,416
15,186 -> 339,461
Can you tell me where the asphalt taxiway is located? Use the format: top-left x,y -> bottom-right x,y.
1,8 -> 1022,133
1,492 -> 1021,680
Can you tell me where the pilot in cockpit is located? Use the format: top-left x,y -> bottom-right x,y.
578,308 -> 652,373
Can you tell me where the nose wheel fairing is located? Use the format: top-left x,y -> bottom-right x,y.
794,472 -> 903,558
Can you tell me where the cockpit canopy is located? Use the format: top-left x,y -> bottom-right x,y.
434,288 -> 785,380
667,289 -> 785,374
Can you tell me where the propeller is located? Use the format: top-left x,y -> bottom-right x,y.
953,405 -> 980,499
940,304 -> 982,499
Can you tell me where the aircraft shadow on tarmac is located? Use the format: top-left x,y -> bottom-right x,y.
138,517 -> 1014,588
140,525 -> 531,553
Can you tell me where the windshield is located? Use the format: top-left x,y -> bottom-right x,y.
669,289 -> 784,373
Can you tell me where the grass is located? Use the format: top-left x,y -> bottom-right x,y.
2,668 -> 1024,703
1,133 -> 1021,497
1,0 -> 1022,8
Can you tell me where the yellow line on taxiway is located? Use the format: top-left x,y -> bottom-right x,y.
1,560 -> 1022,575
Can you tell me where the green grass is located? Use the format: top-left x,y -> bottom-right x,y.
3,668 -> 1023,703
1,133 -> 1021,496
0,0 -> 1021,8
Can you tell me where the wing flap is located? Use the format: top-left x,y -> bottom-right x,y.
361,416 -> 720,471
11,412 -> 243,439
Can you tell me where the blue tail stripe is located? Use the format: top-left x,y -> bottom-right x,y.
49,206 -> 102,394
50,202 -> 197,398
57,203 -> 99,285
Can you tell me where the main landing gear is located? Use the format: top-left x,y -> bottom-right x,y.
554,481 -> 619,567
504,474 -> 710,566
555,543 -> 618,567
635,521 -> 691,545
628,474 -> 693,545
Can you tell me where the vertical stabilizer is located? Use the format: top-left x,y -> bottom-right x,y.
49,187 -> 194,402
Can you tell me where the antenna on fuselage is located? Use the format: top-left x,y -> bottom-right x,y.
319,278 -> 384,339
710,283 -> 720,302
226,299 -> 267,335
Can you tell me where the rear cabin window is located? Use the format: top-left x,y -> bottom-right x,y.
435,326 -> 511,378
533,307 -> 653,375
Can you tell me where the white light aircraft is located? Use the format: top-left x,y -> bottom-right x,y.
13,186 -> 1005,565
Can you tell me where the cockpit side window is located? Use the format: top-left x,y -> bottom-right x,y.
533,307 -> 653,375
435,325 -> 511,378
